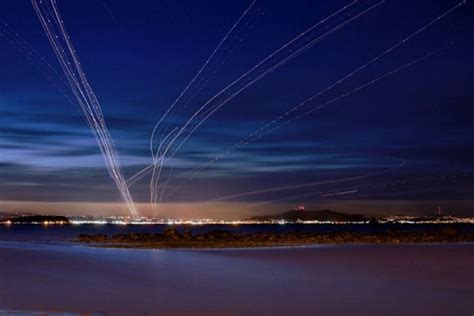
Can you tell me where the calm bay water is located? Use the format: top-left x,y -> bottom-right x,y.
0,241 -> 473,315
1,224 -> 474,315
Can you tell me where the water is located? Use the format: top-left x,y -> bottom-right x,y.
0,242 -> 473,315
1,224 -> 473,315
1,223 -> 473,242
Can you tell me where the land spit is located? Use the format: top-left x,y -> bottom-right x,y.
77,226 -> 474,248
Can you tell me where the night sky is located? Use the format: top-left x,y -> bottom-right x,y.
0,0 -> 473,218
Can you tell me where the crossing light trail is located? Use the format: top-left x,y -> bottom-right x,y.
208,157 -> 406,203
162,0 -> 467,197
334,187 -> 457,200
0,20 -> 85,119
248,187 -> 360,208
272,173 -> 468,204
127,0 -> 358,187
207,43 -> 449,203
209,176 -> 368,203
126,0 -> 369,188
127,163 -> 153,187
145,1 -> 364,189
166,42 -> 455,198
146,1 -> 364,203
149,0 -> 257,163
31,0 -> 137,218
250,180 -> 390,207
246,160 -> 412,207
150,2 -> 262,180
247,166 -> 471,208
256,42 -> 452,138
148,1 -> 384,204
7,1 -> 465,216
160,1 -> 382,162
330,172 -> 472,200
321,189 -> 359,197
150,128 -> 179,206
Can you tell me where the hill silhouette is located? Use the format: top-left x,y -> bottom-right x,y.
249,210 -> 367,222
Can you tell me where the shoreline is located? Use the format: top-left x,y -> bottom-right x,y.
84,241 -> 474,251
4,239 -> 474,251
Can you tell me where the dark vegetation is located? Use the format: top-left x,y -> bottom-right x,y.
77,225 -> 474,249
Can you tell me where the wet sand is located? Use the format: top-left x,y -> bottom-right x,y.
0,242 -> 473,315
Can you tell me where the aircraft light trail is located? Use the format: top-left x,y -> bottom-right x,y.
7,0 -> 467,214
161,0 -> 466,198
31,0 -> 137,217
134,0 -> 386,205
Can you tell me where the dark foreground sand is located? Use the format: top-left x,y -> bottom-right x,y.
0,242 -> 473,315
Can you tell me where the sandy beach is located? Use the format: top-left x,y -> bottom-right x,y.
0,242 -> 473,315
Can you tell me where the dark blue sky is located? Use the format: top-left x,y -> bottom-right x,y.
0,0 -> 473,217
